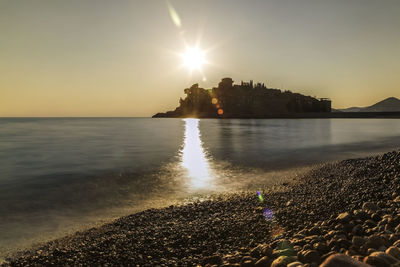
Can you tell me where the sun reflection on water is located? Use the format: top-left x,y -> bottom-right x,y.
181,118 -> 212,189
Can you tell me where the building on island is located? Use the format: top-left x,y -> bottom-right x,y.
153,78 -> 331,118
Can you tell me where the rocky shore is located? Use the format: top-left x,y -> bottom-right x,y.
3,150 -> 400,266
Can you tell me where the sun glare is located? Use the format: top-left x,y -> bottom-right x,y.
183,47 -> 206,71
181,118 -> 213,189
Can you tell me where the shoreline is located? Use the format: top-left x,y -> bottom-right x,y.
4,149 -> 400,266
0,163 -> 311,261
153,111 -> 400,119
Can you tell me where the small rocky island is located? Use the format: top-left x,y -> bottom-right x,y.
153,78 -> 331,118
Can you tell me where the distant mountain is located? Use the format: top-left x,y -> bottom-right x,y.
337,97 -> 400,112
338,107 -> 364,112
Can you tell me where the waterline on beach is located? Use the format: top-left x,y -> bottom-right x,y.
2,118 -> 400,257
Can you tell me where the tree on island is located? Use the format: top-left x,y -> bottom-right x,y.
153,78 -> 331,118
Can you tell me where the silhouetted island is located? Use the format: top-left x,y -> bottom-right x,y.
153,78 -> 331,118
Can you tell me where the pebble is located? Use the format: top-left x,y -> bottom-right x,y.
369,251 -> 399,264
366,235 -> 386,249
352,236 -> 367,248
336,212 -> 351,223
270,256 -> 297,267
254,256 -> 271,267
287,262 -> 304,267
320,254 -> 370,267
5,150 -> 400,267
386,246 -> 400,260
362,202 -> 379,213
300,250 -> 320,264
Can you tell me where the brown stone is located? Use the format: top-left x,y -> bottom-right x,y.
387,246 -> 400,260
320,253 -> 370,267
254,256 -> 272,267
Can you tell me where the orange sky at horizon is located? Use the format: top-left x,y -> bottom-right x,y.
1,0 -> 399,117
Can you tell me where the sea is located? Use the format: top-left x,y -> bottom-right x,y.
1,117 -> 400,257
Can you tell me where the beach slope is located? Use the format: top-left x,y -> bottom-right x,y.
4,150 -> 400,266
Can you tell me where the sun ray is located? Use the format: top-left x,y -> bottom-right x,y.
182,46 -> 206,71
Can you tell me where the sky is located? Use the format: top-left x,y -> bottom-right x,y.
1,0 -> 399,117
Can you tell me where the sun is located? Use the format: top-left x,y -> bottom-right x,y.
182,47 -> 206,71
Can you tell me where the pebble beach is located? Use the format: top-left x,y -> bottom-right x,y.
4,150 -> 400,267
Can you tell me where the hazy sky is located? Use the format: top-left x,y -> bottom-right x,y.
1,0 -> 399,116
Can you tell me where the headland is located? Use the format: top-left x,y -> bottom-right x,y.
153,78 -> 400,119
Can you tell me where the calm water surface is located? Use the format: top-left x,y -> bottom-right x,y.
1,118 -> 400,256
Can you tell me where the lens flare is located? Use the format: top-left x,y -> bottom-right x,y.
263,208 -> 274,220
166,1 -> 213,79
257,191 -> 264,203
167,1 -> 181,28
